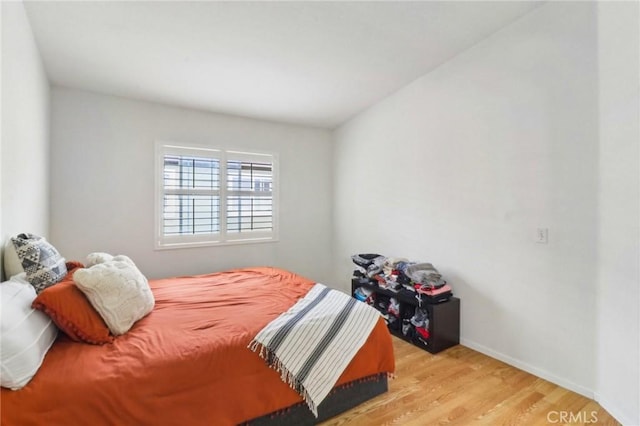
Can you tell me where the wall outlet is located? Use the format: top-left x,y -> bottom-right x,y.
535,228 -> 549,244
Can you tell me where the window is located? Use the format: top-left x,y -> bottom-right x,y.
155,142 -> 277,248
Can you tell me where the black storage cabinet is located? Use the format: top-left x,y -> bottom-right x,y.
352,278 -> 460,354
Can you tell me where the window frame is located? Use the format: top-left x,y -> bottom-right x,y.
154,141 -> 278,250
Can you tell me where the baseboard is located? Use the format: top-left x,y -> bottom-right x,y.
459,338 -> 594,399
594,392 -> 637,426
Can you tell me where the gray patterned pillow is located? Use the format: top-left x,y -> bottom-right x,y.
11,233 -> 67,293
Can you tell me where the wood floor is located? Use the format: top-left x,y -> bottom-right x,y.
321,337 -> 619,426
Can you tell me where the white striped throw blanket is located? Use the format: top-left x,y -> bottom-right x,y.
248,283 -> 381,417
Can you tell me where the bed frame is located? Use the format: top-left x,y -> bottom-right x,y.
243,373 -> 388,425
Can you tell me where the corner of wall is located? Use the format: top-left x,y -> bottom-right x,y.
595,2 -> 640,424
1,0 -> 52,252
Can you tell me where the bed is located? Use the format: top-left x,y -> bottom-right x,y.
1,266 -> 395,425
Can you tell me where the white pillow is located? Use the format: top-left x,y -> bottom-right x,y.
3,240 -> 23,278
0,273 -> 58,390
86,253 -> 133,268
85,252 -> 114,268
73,256 -> 154,336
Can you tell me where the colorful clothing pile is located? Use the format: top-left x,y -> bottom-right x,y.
351,253 -> 453,305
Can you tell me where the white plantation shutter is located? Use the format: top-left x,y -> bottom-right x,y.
163,155 -> 221,236
226,151 -> 274,240
156,143 -> 277,248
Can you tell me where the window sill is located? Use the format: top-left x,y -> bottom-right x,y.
154,237 -> 279,251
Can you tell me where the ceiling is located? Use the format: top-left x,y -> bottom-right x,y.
24,1 -> 543,129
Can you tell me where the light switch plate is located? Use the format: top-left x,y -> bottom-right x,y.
535,228 -> 549,244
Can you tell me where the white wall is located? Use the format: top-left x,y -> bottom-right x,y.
1,1 -> 51,279
334,1 -> 600,398
50,88 -> 334,284
595,2 -> 640,425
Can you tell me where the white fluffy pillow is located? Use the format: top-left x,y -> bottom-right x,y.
73,256 -> 154,336
85,252 -> 136,268
85,252 -> 114,267
0,273 -> 58,390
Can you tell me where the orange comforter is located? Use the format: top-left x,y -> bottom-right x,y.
1,267 -> 394,425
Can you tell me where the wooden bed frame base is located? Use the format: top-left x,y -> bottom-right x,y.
242,373 -> 388,426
